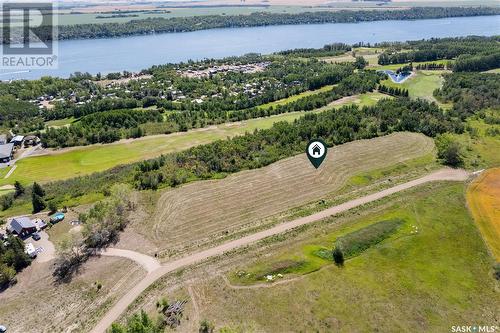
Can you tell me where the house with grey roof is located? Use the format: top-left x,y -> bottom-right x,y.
0,143 -> 14,163
8,217 -> 36,237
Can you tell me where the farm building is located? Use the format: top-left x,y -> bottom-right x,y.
0,143 -> 14,163
8,217 -> 36,237
10,135 -> 24,146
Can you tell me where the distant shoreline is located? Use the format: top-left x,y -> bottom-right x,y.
9,7 -> 498,44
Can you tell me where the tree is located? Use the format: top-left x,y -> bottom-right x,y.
48,201 -> 58,214
435,134 -> 464,167
354,56 -> 368,69
32,182 -> 45,197
332,247 -> 344,266
32,193 -> 46,213
14,181 -> 24,197
0,263 -> 16,287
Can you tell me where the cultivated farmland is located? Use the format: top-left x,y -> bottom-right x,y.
467,168 -> 500,261
138,132 -> 434,254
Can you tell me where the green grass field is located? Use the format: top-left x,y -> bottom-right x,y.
44,117 -> 76,128
375,60 -> 452,71
2,92 -> 384,186
380,70 -> 448,106
257,85 -> 334,110
209,182 -> 498,331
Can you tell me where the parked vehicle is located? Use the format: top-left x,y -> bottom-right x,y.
0,324 -> 7,332
32,232 -> 41,241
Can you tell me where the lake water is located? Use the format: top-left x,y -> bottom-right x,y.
1,15 -> 499,80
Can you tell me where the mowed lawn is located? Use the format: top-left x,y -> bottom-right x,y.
467,168 -> 500,261
256,85 -> 334,110
2,92 -> 384,186
194,182 -> 498,332
380,70 -> 446,102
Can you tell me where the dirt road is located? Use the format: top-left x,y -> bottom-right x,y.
90,168 -> 469,333
100,248 -> 161,273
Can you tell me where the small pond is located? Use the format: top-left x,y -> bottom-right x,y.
380,70 -> 412,83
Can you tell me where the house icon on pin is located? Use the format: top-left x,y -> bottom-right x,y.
312,144 -> 321,156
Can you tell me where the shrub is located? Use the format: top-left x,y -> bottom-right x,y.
0,193 -> 14,211
332,247 -> 345,266
199,320 -> 215,333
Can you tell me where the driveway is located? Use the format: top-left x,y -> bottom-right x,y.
90,168 -> 470,333
29,231 -> 56,263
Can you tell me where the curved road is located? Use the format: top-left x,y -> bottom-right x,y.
91,168 -> 470,333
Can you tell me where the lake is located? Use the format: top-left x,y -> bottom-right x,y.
1,15 -> 499,80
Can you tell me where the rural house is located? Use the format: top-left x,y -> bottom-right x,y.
0,143 -> 14,163
10,135 -> 24,147
8,217 -> 37,237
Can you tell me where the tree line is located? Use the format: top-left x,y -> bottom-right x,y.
378,84 -> 409,97
377,36 -> 500,71
40,108 -> 163,147
133,97 -> 461,191
18,7 -> 499,43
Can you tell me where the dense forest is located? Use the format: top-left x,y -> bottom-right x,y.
19,7 -> 500,43
276,43 -> 352,58
41,108 -> 163,147
434,72 -> 500,118
377,36 -> 500,72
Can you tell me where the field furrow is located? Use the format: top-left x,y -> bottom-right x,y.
136,132 -> 434,253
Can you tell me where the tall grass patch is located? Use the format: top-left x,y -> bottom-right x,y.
335,218 -> 404,258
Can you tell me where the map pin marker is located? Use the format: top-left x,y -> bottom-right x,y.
306,139 -> 327,169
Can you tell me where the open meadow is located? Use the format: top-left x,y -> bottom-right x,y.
185,182 -> 498,332
132,132 -> 435,257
